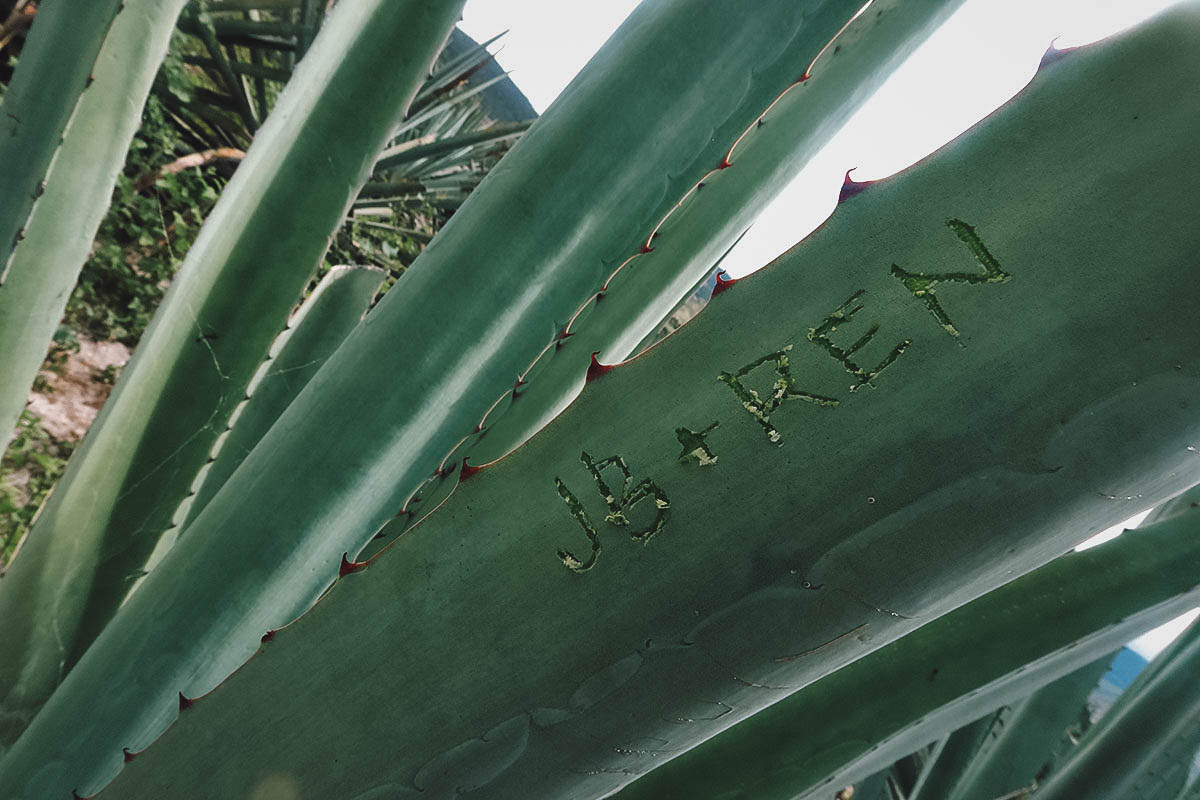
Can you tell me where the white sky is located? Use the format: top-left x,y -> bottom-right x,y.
460,0 -> 1193,660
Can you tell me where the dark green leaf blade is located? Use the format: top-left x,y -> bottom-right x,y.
86,7 -> 1200,799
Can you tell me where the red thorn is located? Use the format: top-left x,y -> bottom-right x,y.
1038,40 -> 1072,69
178,692 -> 194,712
711,270 -> 738,297
123,748 -> 137,763
261,629 -> 276,643
640,242 -> 654,254
838,169 -> 873,204
460,458 -> 484,481
718,157 -> 733,170
339,553 -> 366,577
586,352 -> 614,383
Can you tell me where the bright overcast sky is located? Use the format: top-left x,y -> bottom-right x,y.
460,0 -> 1193,660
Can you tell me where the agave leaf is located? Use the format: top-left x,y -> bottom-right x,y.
906,655 -> 1115,800
1033,617 -> 1200,799
0,0 -> 177,452
176,265 -> 384,531
409,29 -> 507,112
377,120 -> 534,174
0,3 -> 957,794
0,0 -> 122,263
0,0 -> 462,756
297,0 -> 322,58
618,502 -> 1199,800
461,0 -> 968,466
901,492 -> 1200,800
21,7 -> 1200,798
182,3 -> 260,130
893,739 -> 950,799
393,73 -> 524,139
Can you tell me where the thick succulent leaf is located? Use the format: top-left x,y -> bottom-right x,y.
462,0 -> 967,466
0,0 -> 122,270
849,771 -> 893,800
409,29 -> 506,112
1033,618 -> 1200,799
900,494 -> 1200,800
177,265 -> 385,533
0,0 -> 176,452
894,740 -> 949,798
907,655 -> 1115,800
1178,773 -> 1200,800
0,3 -> 959,795
61,9 -> 1200,798
0,0 -> 462,756
110,474 -> 1200,800
620,509 -> 1196,800
904,715 -> 995,800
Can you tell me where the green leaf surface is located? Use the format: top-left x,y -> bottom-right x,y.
462,0 -> 967,467
177,265 -> 384,531
377,120 -> 533,174
67,7 -> 1200,797
0,0 -> 462,757
1178,773 -> 1200,800
0,0 -> 173,449
113,476 -> 1200,800
907,655 -> 1115,800
1033,618 -> 1200,799
409,29 -> 506,112
0,0 -> 123,263
0,2 -> 945,794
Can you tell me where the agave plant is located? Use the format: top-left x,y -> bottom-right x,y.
1,0 -> 1199,797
